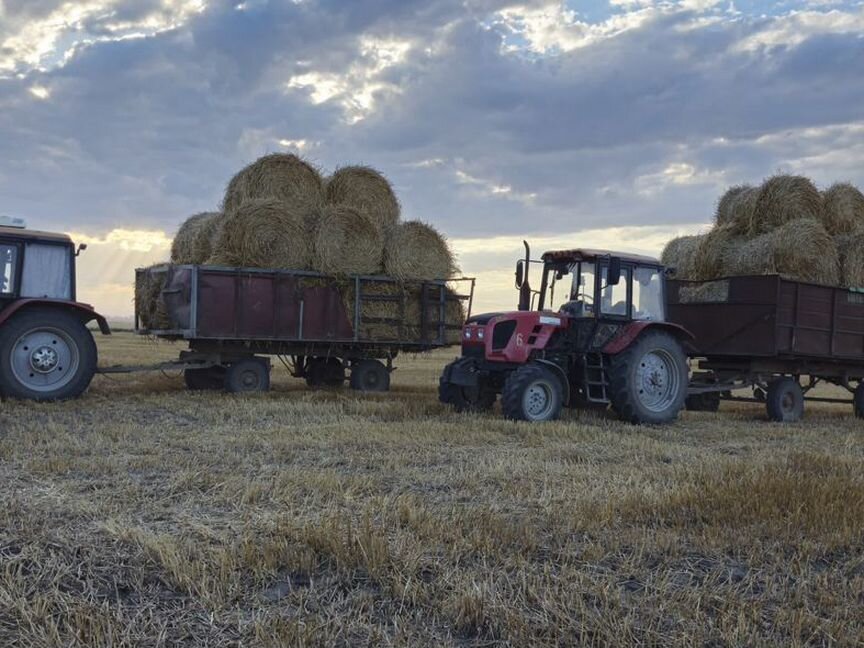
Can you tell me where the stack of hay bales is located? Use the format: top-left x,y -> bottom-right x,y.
137,153 -> 465,339
662,175 -> 864,293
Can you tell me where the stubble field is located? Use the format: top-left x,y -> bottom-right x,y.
1,331 -> 863,647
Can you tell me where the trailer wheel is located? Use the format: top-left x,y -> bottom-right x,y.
766,377 -> 804,422
350,360 -> 390,392
0,307 -> 97,401
685,392 -> 721,412
854,384 -> 864,419
184,367 -> 225,391
608,331 -> 688,425
225,358 -> 270,393
306,357 -> 345,388
501,363 -> 563,422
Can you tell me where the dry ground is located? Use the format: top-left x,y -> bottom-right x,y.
1,332 -> 863,647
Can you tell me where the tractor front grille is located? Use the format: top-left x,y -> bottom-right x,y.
491,319 -> 517,351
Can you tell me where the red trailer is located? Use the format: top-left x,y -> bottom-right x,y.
131,264 -> 474,393
667,275 -> 864,421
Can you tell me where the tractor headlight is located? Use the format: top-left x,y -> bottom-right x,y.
464,328 -> 472,339
476,328 -> 484,340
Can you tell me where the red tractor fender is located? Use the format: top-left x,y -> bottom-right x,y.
0,299 -> 111,335
602,320 -> 692,355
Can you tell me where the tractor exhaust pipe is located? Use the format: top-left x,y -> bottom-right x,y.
518,240 -> 531,311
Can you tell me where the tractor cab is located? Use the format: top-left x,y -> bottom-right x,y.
0,220 -> 109,401
517,248 -> 667,323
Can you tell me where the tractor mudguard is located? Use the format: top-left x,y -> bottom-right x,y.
602,320 -> 692,355
441,357 -> 481,388
0,298 -> 111,335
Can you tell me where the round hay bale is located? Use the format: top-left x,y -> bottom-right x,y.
660,235 -> 701,280
325,166 -> 400,232
751,175 -> 822,235
383,220 -> 457,281
837,232 -> 864,288
722,219 -> 839,285
695,226 -> 741,281
821,182 -> 864,235
725,187 -> 760,235
134,265 -> 171,330
208,198 -> 313,270
715,185 -> 752,228
195,213 -> 226,264
310,205 -> 384,275
223,154 -> 325,214
171,212 -> 223,264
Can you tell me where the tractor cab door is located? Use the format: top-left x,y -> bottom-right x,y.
18,241 -> 74,300
598,263 -> 631,319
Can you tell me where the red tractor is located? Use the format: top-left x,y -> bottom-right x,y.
439,244 -> 692,424
0,220 -> 109,401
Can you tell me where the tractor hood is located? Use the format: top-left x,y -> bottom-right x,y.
465,312 -> 511,326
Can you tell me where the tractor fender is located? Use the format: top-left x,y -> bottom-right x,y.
0,299 -> 111,335
602,321 -> 692,355
534,359 -> 571,406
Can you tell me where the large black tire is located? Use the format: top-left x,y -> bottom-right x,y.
685,392 -> 721,413
501,363 -> 563,422
439,361 -> 497,413
854,383 -> 864,419
0,307 -> 97,401
350,360 -> 390,392
184,367 -> 225,391
225,358 -> 270,393
766,377 -> 804,422
305,357 -> 345,388
608,331 -> 688,425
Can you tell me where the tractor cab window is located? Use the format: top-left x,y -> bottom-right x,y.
600,265 -> 630,317
556,261 -> 595,317
632,266 -> 664,321
20,243 -> 72,299
0,243 -> 17,295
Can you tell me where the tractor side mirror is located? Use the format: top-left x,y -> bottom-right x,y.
607,257 -> 622,286
515,260 -> 525,288
75,243 -> 88,257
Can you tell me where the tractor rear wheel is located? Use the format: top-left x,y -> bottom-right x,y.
854,383 -> 864,419
306,357 -> 345,388
501,363 -> 563,422
439,361 -> 496,412
0,307 -> 97,401
765,377 -> 804,422
608,331 -> 688,425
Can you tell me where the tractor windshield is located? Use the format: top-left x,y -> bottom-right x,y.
0,243 -> 16,295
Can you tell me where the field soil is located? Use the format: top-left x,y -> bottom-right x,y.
1,332 -> 863,647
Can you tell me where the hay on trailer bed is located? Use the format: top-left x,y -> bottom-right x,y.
223,154 -> 325,214
171,212 -> 223,264
383,220 -> 457,281
208,198 -> 313,270
678,280 -> 730,304
694,226 -> 741,281
837,232 -> 864,289
751,175 -> 822,235
822,182 -> 864,235
134,265 -> 172,330
310,205 -> 384,276
715,185 -> 752,229
722,218 -> 839,285
325,166 -> 400,233
661,235 -> 702,279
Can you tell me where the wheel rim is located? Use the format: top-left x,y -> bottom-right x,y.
10,327 -> 80,393
239,369 -> 260,390
523,380 -> 554,420
781,391 -> 795,414
635,349 -> 681,413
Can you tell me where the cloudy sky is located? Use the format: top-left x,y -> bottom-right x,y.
1,0 -> 863,316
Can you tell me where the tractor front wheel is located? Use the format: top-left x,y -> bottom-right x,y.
0,307 -> 97,401
439,361 -> 496,412
501,363 -> 563,422
608,331 -> 688,425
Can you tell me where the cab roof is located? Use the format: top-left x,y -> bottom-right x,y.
0,226 -> 72,243
542,248 -> 660,265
